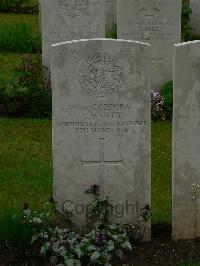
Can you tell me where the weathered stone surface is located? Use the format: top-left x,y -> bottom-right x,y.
117,0 -> 181,90
40,0 -> 105,72
173,40 -> 200,240
190,0 -> 200,37
106,0 -> 117,33
52,39 -> 151,240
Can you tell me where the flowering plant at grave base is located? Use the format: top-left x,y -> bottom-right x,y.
151,90 -> 166,122
26,186 -> 151,266
29,201 -> 132,265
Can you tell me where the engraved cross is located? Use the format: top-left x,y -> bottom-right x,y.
81,138 -> 123,197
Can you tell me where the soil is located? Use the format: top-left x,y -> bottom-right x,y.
121,224 -> 200,266
1,225 -> 200,266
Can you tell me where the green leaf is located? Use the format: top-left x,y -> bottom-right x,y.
40,245 -> 48,256
111,234 -> 119,241
31,234 -> 39,244
64,258 -> 75,266
87,244 -> 96,252
107,240 -> 115,251
121,240 -> 132,250
91,251 -> 101,261
74,247 -> 82,258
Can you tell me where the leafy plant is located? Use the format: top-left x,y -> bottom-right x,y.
160,81 -> 173,121
181,1 -> 192,41
0,180 -> 150,265
31,198 -> 133,266
179,260 -> 200,266
106,24 -> 117,39
18,55 -> 52,118
87,197 -> 111,227
0,54 -> 51,118
29,183 -> 151,265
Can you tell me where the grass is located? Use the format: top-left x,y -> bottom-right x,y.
0,13 -> 39,35
0,202 -> 33,255
0,14 -> 40,53
0,14 -> 40,82
0,119 -> 171,224
152,122 -> 172,224
0,119 -> 52,209
0,52 -> 22,83
0,22 -> 41,53
0,14 -> 41,53
0,52 -> 39,96
0,15 -> 40,85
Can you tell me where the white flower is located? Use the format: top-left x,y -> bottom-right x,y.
33,217 -> 43,224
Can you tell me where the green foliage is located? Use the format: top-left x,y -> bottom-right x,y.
0,22 -> 41,53
106,24 -> 117,39
182,1 -> 192,41
160,81 -> 173,121
30,196 -> 136,266
0,54 -> 51,118
0,202 -> 33,256
87,197 -> 110,227
32,224 -> 132,265
179,260 -> 200,266
18,55 -> 52,118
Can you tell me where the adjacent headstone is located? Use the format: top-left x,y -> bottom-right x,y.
173,40 -> 200,240
117,0 -> 182,90
40,0 -> 105,75
52,39 -> 151,240
106,0 -> 117,33
190,0 -> 200,37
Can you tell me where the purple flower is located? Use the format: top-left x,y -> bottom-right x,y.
95,233 -> 106,246
151,90 -> 166,121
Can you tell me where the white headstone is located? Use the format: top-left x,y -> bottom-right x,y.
52,39 -> 151,240
106,0 -> 117,33
190,0 -> 200,37
173,40 -> 200,240
40,0 -> 105,73
117,0 -> 182,90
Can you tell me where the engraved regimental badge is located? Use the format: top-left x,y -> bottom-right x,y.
79,53 -> 124,99
137,0 -> 162,18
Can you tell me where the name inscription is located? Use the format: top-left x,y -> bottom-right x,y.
122,20 -> 173,42
56,102 -> 146,134
59,0 -> 89,17
56,120 -> 146,134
